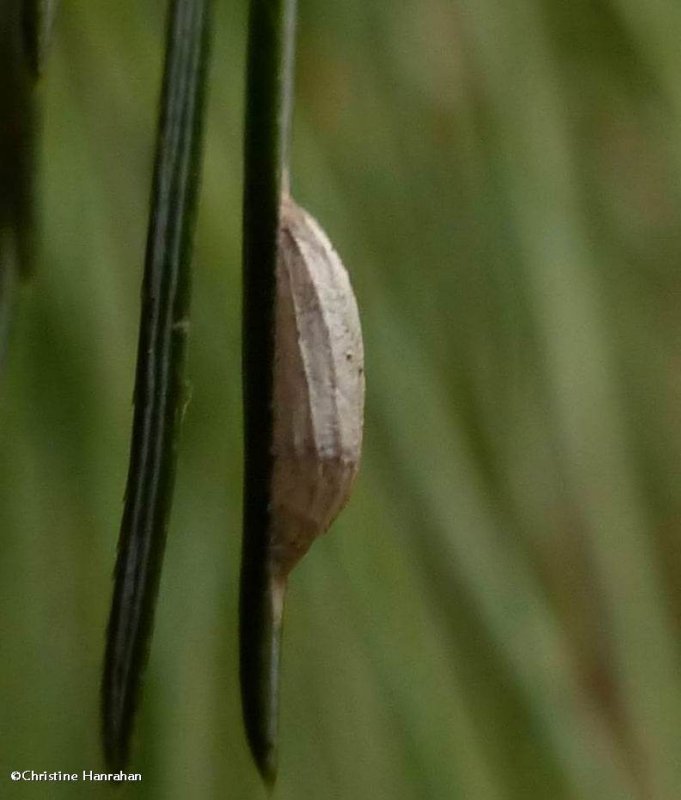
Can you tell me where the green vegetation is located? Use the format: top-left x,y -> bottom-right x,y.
102,0 -> 213,773
240,0 -> 295,786
2,1 -> 681,798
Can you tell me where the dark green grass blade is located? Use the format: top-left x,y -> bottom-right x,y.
0,1 -> 37,291
240,0 -> 296,786
22,0 -> 59,78
101,0 -> 213,771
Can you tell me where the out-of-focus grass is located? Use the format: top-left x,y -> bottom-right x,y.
2,1 -> 681,798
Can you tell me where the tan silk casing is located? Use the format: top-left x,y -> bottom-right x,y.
269,195 -> 365,576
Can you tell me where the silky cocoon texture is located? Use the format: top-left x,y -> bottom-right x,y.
269,194 -> 365,576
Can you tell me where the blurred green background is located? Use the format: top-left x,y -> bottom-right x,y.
3,0 -> 681,797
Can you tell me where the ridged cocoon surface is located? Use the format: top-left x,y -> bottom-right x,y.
270,194 -> 364,576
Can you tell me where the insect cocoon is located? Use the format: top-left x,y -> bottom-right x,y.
270,194 -> 364,576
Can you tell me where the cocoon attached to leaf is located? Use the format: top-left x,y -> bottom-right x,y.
269,195 -> 365,576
